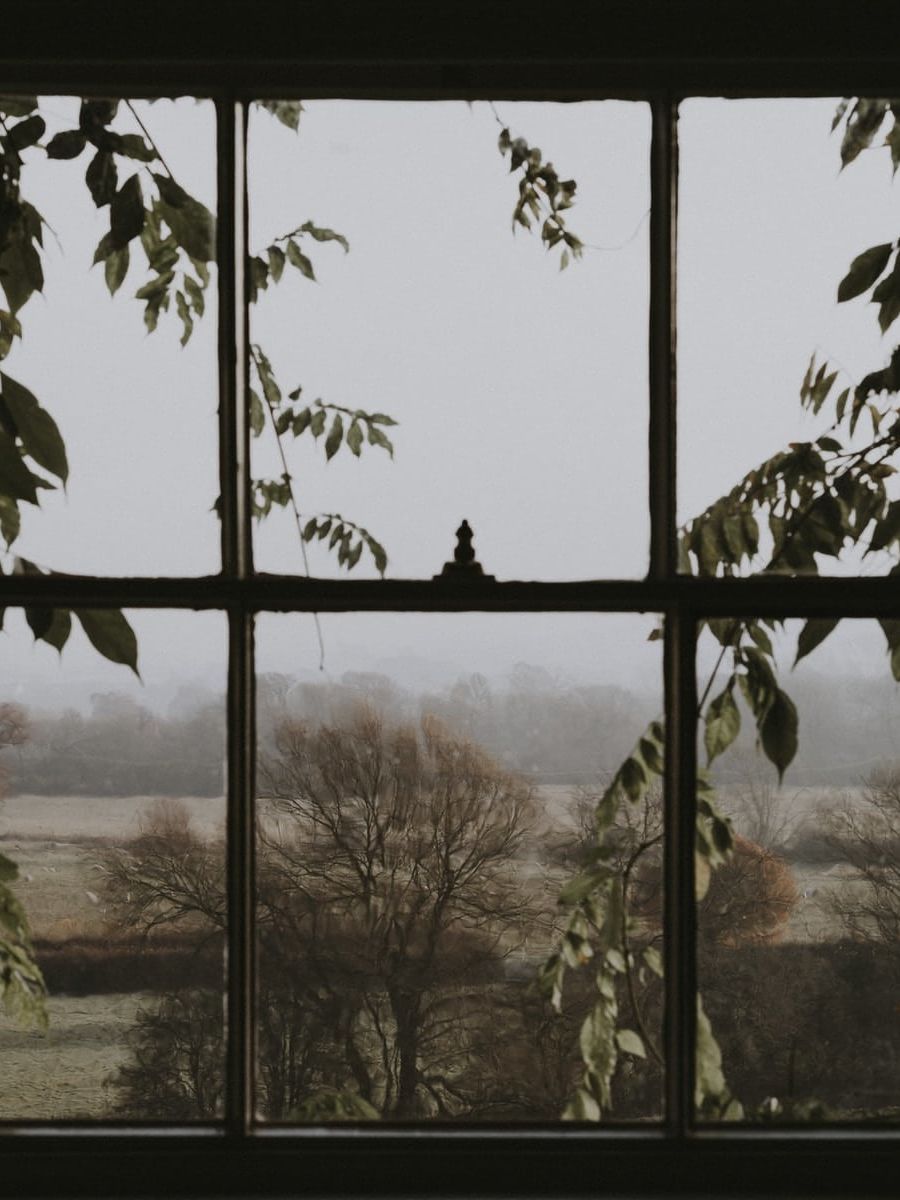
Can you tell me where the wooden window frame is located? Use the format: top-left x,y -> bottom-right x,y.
3,2 -> 900,1195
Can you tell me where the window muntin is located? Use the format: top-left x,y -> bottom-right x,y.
0,42 -> 898,1200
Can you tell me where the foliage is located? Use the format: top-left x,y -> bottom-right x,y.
0,702 -> 45,1026
545,95 -> 900,1121
496,125 -> 582,269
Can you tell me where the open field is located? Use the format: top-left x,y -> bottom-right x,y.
0,783 -> 888,1119
0,993 -> 149,1120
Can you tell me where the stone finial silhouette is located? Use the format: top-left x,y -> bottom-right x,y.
435,519 -> 494,581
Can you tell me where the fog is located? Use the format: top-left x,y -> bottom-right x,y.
3,95 -> 900,724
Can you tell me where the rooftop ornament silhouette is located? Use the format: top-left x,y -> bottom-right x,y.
435,519 -> 494,581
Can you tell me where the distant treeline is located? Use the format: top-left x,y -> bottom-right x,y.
7,692 -> 225,797
5,661 -> 900,798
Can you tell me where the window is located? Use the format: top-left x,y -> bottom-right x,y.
2,1 -> 900,1195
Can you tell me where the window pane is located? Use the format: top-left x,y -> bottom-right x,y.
0,609 -> 225,1120
679,98 -> 900,578
255,611 -> 662,1123
0,96 -> 219,575
248,100 -> 650,581
697,617 -> 900,1122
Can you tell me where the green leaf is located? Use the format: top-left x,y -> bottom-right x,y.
325,413 -> 343,460
154,176 -> 215,263
25,607 -> 52,640
6,114 -> 45,152
346,419 -> 363,457
85,150 -> 117,208
174,290 -> 193,345
0,202 -> 44,313
45,129 -> 87,159
369,413 -> 398,426
42,608 -> 71,653
267,244 -> 286,283
292,407 -> 311,437
286,240 -> 316,280
704,684 -> 740,765
183,274 -> 205,317
103,245 -> 130,296
643,945 -> 663,978
0,853 -> 17,883
0,372 -> 68,482
249,389 -> 266,437
837,242 -> 894,302
615,1029 -> 646,1059
0,430 -> 40,503
113,133 -> 156,162
759,688 -> 798,782
366,424 -> 394,457
0,494 -> 20,547
310,409 -> 326,438
258,100 -> 303,131
619,755 -> 647,803
74,608 -> 139,676
365,535 -> 387,576
722,514 -> 745,562
741,511 -> 759,557
110,174 -> 144,246
638,734 -> 663,775
746,622 -> 773,656
300,221 -> 349,254
559,870 -> 612,909
794,617 -> 839,665
562,1088 -> 601,1123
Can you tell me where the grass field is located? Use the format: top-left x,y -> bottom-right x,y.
0,784 -> 874,1120
0,794 -> 225,1119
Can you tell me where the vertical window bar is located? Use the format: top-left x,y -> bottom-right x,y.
217,97 -> 252,580
648,95 -> 679,580
663,610 -> 698,1138
219,98 -> 256,1135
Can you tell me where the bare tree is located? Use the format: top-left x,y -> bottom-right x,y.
257,705 -> 538,1117
825,768 -> 900,944
104,705 -> 541,1119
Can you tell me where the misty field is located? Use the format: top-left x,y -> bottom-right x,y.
0,781 -> 882,1121
0,794 -> 224,1120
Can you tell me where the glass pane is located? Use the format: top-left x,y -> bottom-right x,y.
0,609 -> 225,1120
248,100 -> 650,581
679,98 -> 900,578
697,617 -> 900,1122
0,96 -> 218,575
255,611 -> 662,1123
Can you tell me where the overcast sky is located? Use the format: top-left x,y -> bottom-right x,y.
3,96 -> 899,712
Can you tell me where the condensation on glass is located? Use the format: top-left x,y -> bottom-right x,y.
0,609 -> 226,1121
247,100 -> 651,582
254,611 -> 663,1123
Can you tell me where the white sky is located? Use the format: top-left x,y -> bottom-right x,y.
3,96 -> 900,709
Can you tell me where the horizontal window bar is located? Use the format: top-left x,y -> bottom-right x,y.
2,1133 -> 900,1196
2,67 -> 900,98
3,574 -> 900,616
